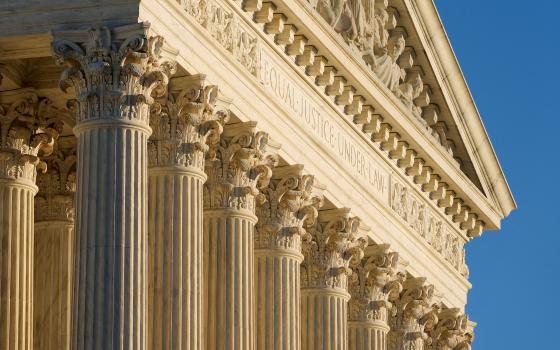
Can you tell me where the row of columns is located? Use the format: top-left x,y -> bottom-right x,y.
0,23 -> 474,350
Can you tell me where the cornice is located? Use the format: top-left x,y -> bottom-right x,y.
408,0 -> 516,220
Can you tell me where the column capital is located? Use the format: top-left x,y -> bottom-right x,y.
255,164 -> 324,254
348,244 -> 403,323
204,121 -> 280,213
428,308 -> 474,350
51,23 -> 178,128
389,277 -> 440,348
148,74 -> 230,172
0,89 -> 62,183
301,208 -> 368,292
35,136 -> 76,222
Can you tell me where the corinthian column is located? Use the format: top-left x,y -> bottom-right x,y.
147,74 -> 228,350
51,24 -> 177,350
427,308 -> 474,350
347,244 -> 402,350
0,90 -> 61,350
34,137 -> 76,350
204,121 -> 279,350
254,165 -> 323,350
300,208 -> 367,350
388,278 -> 439,350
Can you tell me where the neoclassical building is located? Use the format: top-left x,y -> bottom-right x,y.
0,0 -> 515,349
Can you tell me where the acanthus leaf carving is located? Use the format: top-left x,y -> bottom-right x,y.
301,208 -> 368,291
148,74 -> 230,170
0,90 -> 63,182
35,136 -> 77,222
348,243 -> 403,323
427,308 -> 474,350
51,24 -> 177,125
255,165 -> 325,253
389,277 -> 440,350
204,121 -> 279,212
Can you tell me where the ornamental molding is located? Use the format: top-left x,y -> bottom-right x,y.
51,23 -> 178,127
0,89 -> 62,182
203,121 -> 280,212
172,0 -> 486,240
148,74 -> 230,170
255,164 -> 324,253
301,208 -> 367,291
35,136 -> 76,222
348,243 -> 403,323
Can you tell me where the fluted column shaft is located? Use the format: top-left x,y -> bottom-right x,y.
52,24 -> 176,350
204,210 -> 257,350
348,319 -> 389,350
33,138 -> 76,350
72,123 -> 149,349
0,89 -> 62,350
148,169 -> 205,349
33,221 -> 74,350
301,289 -> 350,350
300,209 -> 366,350
0,179 -> 37,350
255,250 -> 302,350
254,166 -> 321,350
147,75 -> 227,350
203,122 -> 279,350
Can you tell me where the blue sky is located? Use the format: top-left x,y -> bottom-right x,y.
434,1 -> 560,348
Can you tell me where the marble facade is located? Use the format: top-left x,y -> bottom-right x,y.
0,0 -> 515,349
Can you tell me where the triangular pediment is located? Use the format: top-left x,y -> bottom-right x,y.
306,0 -> 515,220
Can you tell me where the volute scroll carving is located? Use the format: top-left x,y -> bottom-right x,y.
427,308 -> 474,350
51,24 -> 178,126
148,74 -> 230,170
255,164 -> 325,253
348,243 -> 404,323
204,121 -> 280,212
0,90 -> 63,182
301,208 -> 368,291
389,277 -> 440,350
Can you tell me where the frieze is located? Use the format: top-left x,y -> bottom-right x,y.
391,178 -> 468,277
179,0 -> 261,77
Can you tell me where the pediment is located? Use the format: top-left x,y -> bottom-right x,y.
302,0 -> 515,222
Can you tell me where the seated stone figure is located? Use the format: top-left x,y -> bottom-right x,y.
372,31 -> 406,93
398,71 -> 424,116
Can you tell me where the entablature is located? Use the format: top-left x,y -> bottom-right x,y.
0,0 -> 515,308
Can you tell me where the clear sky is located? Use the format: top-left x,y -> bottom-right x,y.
433,1 -> 559,348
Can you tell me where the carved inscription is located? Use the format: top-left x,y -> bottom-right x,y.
258,54 -> 389,203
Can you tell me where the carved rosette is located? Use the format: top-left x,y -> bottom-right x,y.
301,209 -> 368,291
348,244 -> 403,323
427,309 -> 474,350
389,277 -> 440,350
51,24 -> 177,126
148,75 -> 229,170
0,91 -> 62,183
255,165 -> 324,253
35,137 -> 76,222
204,122 -> 279,213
